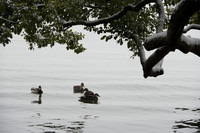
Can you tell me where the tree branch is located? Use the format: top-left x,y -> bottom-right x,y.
167,0 -> 200,45
178,35 -> 200,56
131,33 -> 165,78
144,31 -> 167,50
155,0 -> 165,33
0,17 -> 16,24
143,46 -> 170,78
142,0 -> 166,78
63,0 -> 157,27
183,24 -> 200,33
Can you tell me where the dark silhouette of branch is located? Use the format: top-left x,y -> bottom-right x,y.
142,0 -> 166,78
167,0 -> 200,46
63,0 -> 157,27
143,0 -> 200,78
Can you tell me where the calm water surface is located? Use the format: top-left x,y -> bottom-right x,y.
0,29 -> 200,133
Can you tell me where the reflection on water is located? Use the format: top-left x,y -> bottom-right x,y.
31,94 -> 42,104
67,121 -> 85,133
28,120 -> 85,133
80,115 -> 99,120
28,114 -> 99,133
173,101 -> 200,133
31,113 -> 41,118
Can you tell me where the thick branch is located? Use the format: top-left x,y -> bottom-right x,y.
144,31 -> 167,50
155,0 -> 165,33
144,0 -> 200,78
167,0 -> 200,44
63,0 -> 157,27
131,33 -> 165,78
142,0 -> 166,78
183,24 -> 200,33
143,46 -> 170,78
178,35 -> 200,56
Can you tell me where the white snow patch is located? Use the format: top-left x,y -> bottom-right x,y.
181,35 -> 200,46
146,31 -> 167,43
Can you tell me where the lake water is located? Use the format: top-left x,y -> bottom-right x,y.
0,28 -> 200,133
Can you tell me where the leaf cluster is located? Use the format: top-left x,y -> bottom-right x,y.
0,0 -> 86,53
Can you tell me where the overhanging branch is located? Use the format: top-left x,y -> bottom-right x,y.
63,0 -> 158,27
144,31 -> 167,50
143,46 -> 170,78
167,0 -> 200,43
142,0 -> 166,78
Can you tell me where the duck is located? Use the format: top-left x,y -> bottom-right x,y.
73,83 -> 85,93
31,86 -> 43,94
83,88 -> 94,96
79,93 -> 100,104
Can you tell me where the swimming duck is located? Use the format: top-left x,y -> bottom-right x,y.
79,93 -> 100,104
83,88 -> 94,96
73,83 -> 85,93
31,86 -> 43,94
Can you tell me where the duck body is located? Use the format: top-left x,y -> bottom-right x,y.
31,86 -> 43,94
79,92 -> 100,104
73,83 -> 84,93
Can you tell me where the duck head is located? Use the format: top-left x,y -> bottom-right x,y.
39,86 -> 42,89
83,88 -> 89,92
81,83 -> 84,87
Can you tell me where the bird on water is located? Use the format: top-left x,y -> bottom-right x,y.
73,83 -> 85,93
79,88 -> 100,104
31,86 -> 43,94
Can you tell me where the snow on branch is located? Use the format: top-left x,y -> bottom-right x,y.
178,35 -> 200,56
143,46 -> 170,78
167,0 -> 200,42
63,0 -> 160,27
144,31 -> 167,50
183,24 -> 200,33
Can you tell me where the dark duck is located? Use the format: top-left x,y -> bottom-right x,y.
73,83 -> 85,93
79,88 -> 100,104
31,86 -> 43,94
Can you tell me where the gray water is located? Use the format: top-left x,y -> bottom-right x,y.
0,29 -> 200,133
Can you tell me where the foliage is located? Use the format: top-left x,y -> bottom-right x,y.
0,0 -> 86,53
0,0 -> 199,55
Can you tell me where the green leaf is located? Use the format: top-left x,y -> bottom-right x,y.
105,35 -> 112,42
100,35 -> 107,40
